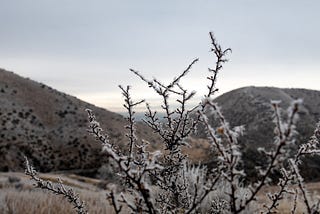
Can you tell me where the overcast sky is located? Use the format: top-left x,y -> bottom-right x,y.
1,0 -> 319,112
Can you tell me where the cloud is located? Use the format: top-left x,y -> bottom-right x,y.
0,1 -> 319,111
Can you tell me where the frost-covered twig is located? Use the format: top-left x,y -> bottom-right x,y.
86,109 -> 160,214
131,58 -> 199,152
107,190 -> 123,214
200,99 -> 244,213
206,32 -> 231,98
295,121 -> 320,162
291,188 -> 299,214
263,168 -> 295,213
262,118 -> 320,214
289,159 -> 312,213
237,100 -> 301,213
186,173 -> 221,214
262,103 -> 320,214
24,157 -> 87,214
130,58 -> 205,212
119,85 -> 144,167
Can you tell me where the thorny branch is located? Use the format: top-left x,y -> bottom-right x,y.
24,157 -> 87,214
86,109 -> 160,214
119,85 -> 144,167
236,100 -> 301,213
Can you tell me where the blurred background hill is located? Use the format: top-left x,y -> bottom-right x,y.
0,68 -> 159,177
199,86 -> 320,181
1,68 -> 320,181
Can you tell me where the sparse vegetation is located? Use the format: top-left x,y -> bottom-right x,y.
22,32 -> 320,213
0,172 -> 115,214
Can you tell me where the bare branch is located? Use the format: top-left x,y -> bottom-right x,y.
25,157 -> 87,214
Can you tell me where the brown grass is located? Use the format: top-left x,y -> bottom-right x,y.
0,188 -> 113,214
258,182 -> 320,213
1,172 -> 320,213
0,172 -> 126,214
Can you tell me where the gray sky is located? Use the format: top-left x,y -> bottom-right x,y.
1,0 -> 319,112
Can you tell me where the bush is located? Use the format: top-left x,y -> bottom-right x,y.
25,32 -> 320,214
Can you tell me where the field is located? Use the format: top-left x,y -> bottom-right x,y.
0,172 -> 320,213
0,172 -> 114,214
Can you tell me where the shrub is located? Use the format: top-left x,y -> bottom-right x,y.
25,32 -> 320,213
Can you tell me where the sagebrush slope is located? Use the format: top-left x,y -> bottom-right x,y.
209,86 -> 320,181
0,69 -> 159,175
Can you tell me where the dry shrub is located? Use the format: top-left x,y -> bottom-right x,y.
23,32 -> 320,213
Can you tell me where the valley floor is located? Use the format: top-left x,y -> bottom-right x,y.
0,172 -> 319,213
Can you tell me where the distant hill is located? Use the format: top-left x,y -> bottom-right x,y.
207,86 -> 320,181
211,86 -> 319,146
0,69 -> 159,176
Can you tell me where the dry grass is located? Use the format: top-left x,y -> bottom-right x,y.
1,172 -> 320,213
183,137 -> 212,163
0,172 -> 129,214
258,182 -> 320,213
0,188 -> 113,214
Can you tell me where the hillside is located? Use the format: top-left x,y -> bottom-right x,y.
211,86 -> 320,146
0,69 -> 159,176
2,69 -> 320,181
208,86 -> 320,181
